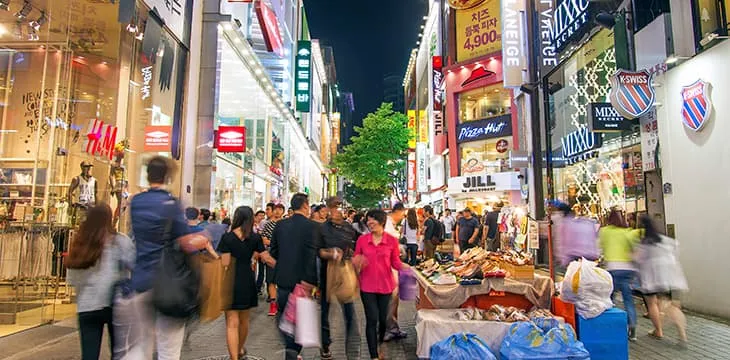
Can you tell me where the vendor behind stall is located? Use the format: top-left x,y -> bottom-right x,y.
456,208 -> 480,252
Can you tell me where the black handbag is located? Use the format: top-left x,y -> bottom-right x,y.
152,205 -> 200,318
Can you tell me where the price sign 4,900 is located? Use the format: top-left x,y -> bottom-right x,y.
463,30 -> 499,51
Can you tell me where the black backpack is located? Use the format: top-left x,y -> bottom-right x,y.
430,218 -> 446,244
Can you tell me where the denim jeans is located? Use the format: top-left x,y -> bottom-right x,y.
405,244 -> 418,266
361,292 -> 391,359
320,290 -> 356,347
78,307 -> 113,360
277,287 -> 302,360
609,270 -> 638,328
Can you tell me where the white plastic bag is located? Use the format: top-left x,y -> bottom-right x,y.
295,296 -> 321,348
560,258 -> 614,319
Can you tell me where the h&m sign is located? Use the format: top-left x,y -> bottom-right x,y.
561,127 -> 602,164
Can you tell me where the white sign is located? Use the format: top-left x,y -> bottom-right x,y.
537,0 -> 557,72
640,108 -> 659,172
447,171 -> 521,195
141,66 -> 153,100
417,143 -> 429,193
142,0 -> 187,42
502,0 -> 526,88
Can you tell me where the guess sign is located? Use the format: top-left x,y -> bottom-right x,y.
215,126 -> 246,153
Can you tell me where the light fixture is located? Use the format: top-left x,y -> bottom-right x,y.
665,56 -> 679,64
594,11 -> 616,29
223,23 -> 233,31
420,25 -> 424,29
29,11 -> 46,31
126,23 -> 138,33
0,24 -> 7,36
416,41 -> 420,45
15,1 -> 30,19
423,16 -> 428,20
0,0 -> 9,11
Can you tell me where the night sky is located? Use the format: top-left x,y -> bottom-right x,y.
303,0 -> 428,123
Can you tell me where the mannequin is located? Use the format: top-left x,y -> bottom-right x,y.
109,143 -> 128,228
67,161 -> 97,225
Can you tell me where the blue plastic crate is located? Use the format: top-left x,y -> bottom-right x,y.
577,307 -> 629,360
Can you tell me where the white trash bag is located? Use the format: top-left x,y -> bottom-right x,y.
560,258 -> 614,319
295,296 -> 321,348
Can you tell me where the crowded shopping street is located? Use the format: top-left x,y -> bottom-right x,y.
3,0 -> 730,359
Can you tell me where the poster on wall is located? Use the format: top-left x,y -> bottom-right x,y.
455,0 -> 501,62
417,143 -> 429,193
640,108 -> 658,172
407,152 -> 416,191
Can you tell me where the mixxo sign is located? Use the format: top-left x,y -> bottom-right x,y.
587,103 -> 632,132
561,127 -> 602,164
552,0 -> 591,52
295,41 -> 312,112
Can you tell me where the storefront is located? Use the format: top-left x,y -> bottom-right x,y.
0,0 -> 192,333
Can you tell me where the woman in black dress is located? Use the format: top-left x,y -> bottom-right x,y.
218,206 -> 275,360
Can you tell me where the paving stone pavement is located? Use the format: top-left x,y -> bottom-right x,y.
4,295 -> 730,359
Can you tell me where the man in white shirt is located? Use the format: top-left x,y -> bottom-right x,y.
384,203 -> 408,341
441,208 -> 456,240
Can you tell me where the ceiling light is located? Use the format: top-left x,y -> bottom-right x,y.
665,56 -> 679,64
29,11 -> 46,31
254,68 -> 262,75
423,16 -> 428,20
0,0 -> 9,11
15,1 -> 30,19
0,24 -> 7,36
420,25 -> 424,29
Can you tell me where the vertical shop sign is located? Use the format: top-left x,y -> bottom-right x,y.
255,0 -> 284,57
407,110 -> 417,149
141,0 -> 187,42
418,110 -> 428,143
407,152 -> 417,192
331,112 -> 341,145
416,143 -> 428,192
455,0 -> 501,62
295,41 -> 312,112
640,108 -> 659,172
609,69 -> 656,119
83,119 -> 118,160
144,125 -> 172,152
328,174 -> 337,196
537,0 -> 558,74
215,126 -> 246,153
501,0 -> 526,88
552,0 -> 591,52
432,56 -> 446,154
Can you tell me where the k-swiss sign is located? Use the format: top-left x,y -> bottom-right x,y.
216,126 -> 246,153
609,69 -> 656,119
680,79 -> 712,131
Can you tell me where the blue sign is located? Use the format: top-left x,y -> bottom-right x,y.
456,114 -> 513,143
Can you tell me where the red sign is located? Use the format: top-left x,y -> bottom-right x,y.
496,139 -> 509,153
144,126 -> 172,152
215,126 -> 246,153
255,0 -> 284,57
83,119 -> 117,160
407,154 -> 417,191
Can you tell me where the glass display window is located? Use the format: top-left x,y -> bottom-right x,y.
458,83 -> 511,123
459,137 -> 511,175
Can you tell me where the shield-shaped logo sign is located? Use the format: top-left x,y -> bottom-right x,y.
680,79 -> 712,131
609,69 -> 656,119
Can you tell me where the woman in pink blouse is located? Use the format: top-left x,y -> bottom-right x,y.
353,209 -> 407,360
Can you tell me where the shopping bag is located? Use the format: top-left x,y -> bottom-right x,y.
152,244 -> 200,318
295,296 -> 321,348
190,253 -> 224,322
279,284 -> 309,337
398,268 -> 417,301
560,258 -> 614,319
430,333 -> 496,360
220,258 -> 236,311
326,259 -> 359,303
499,321 -> 590,360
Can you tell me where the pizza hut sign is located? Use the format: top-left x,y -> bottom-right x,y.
215,126 -> 246,153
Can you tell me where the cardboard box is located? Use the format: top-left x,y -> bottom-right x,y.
504,263 -> 534,280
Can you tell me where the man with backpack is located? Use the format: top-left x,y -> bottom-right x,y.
422,205 -> 443,259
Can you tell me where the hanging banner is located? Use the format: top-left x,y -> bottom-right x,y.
418,110 -> 428,143
587,103 -> 631,132
537,0 -> 558,74
407,110 -> 417,149
407,152 -> 417,191
432,56 -> 446,155
501,0 -> 526,88
455,0 -> 501,62
639,108 -> 659,172
416,143 -> 428,193
295,40 -> 312,112
255,0 -> 285,57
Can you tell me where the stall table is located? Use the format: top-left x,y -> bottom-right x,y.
414,269 -> 553,311
415,309 -> 512,359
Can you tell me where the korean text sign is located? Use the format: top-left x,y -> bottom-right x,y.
456,0 -> 501,62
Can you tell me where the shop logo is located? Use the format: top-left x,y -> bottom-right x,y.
561,127 -> 602,164
680,79 -> 712,131
215,126 -> 246,153
447,0 -> 485,10
496,139 -> 509,153
456,114 -> 513,143
462,174 -> 496,189
552,0 -> 590,51
461,66 -> 496,88
256,0 -> 284,57
144,125 -> 172,152
609,69 -> 655,119
83,119 -> 117,160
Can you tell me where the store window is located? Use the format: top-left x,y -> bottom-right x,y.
458,84 -> 511,123
460,137 -> 511,175
546,29 -> 644,220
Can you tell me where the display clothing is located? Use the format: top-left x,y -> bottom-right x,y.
55,201 -> 70,224
634,236 -> 688,294
216,232 -> 265,310
73,175 -> 97,206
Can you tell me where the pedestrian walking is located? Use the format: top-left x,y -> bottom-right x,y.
121,156 -> 214,360
315,197 -> 359,359
599,207 -> 641,341
635,215 -> 689,346
198,208 -> 212,228
260,203 -> 285,316
66,204 -> 135,360
353,209 -> 407,360
455,208 -> 480,253
554,202 -> 599,266
218,206 -> 276,360
383,203 -> 408,342
270,193 -> 318,360
402,208 -> 419,265
352,212 -> 369,235
422,206 -> 440,260
186,207 -> 204,233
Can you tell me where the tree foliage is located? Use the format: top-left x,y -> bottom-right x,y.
334,103 -> 411,203
343,183 -> 390,209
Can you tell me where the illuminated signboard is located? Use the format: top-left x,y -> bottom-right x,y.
295,40 -> 312,112
144,125 -> 172,151
255,0 -> 284,57
83,119 -> 117,160
215,126 -> 246,153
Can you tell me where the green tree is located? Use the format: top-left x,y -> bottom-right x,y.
334,103 -> 411,203
343,183 -> 390,209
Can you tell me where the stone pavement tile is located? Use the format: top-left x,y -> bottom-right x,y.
0,323 -> 79,360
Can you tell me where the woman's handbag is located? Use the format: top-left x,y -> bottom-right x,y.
326,258 -> 359,303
